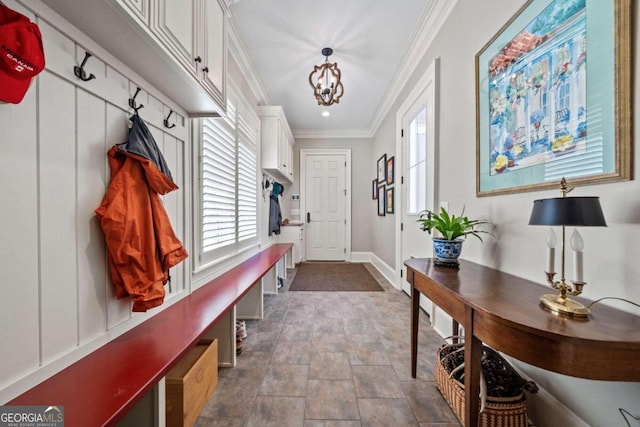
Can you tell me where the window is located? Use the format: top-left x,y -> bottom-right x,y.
407,106 -> 427,214
199,92 -> 258,265
237,112 -> 258,242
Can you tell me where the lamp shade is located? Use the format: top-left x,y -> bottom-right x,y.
528,197 -> 607,226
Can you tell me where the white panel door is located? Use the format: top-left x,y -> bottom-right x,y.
304,155 -> 346,261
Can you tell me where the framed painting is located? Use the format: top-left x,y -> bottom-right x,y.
386,187 -> 395,214
377,185 -> 386,216
386,156 -> 395,185
372,179 -> 378,199
476,0 -> 631,196
377,154 -> 387,184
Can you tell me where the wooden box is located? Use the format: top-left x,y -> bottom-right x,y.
166,339 -> 218,427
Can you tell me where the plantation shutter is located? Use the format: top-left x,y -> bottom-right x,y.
200,92 -> 258,263
237,111 -> 258,242
202,103 -> 237,253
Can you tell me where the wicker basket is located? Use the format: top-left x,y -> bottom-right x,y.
435,344 -> 530,427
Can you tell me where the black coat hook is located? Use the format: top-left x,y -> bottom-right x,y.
74,52 -> 96,82
164,110 -> 176,129
128,87 -> 144,112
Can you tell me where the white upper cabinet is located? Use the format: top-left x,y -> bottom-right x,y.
201,0 -> 226,103
119,0 -> 149,23
43,0 -> 228,115
257,106 -> 295,184
151,0 -> 198,77
151,0 -> 226,108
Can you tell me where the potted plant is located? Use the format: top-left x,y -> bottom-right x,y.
417,207 -> 491,267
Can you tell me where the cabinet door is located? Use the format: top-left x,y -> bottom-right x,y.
286,136 -> 294,182
200,0 -> 226,106
152,0 -> 198,77
278,123 -> 289,176
118,0 -> 150,24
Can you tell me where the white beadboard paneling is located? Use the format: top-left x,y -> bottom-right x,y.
0,0 -> 192,404
171,135 -> 187,294
146,93 -> 165,131
38,20 -> 75,82
76,89 -> 108,344
104,65 -> 130,112
0,92 -> 40,388
174,138 -> 186,292
105,104 -> 133,328
161,133 -> 179,296
38,71 -> 78,362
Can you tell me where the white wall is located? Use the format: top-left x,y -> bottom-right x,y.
370,119 -> 398,268
372,0 -> 640,425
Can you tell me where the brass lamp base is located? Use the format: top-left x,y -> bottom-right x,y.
540,294 -> 590,318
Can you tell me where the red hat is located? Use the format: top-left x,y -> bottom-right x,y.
0,3 -> 45,104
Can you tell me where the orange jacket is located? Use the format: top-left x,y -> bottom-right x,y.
96,117 -> 188,312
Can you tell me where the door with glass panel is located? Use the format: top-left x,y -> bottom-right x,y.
400,99 -> 436,302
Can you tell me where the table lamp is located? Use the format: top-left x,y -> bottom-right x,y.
528,178 -> 607,317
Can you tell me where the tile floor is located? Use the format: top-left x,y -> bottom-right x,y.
196,263 -> 461,427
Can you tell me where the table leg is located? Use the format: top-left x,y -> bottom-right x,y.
464,306 -> 482,427
452,320 -> 459,344
411,284 -> 420,378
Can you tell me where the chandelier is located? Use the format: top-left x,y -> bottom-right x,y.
308,47 -> 344,106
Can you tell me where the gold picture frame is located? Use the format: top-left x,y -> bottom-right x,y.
475,0 -> 631,196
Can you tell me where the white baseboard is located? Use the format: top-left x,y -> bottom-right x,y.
502,358 -> 590,427
350,252 -> 399,289
350,252 -> 371,263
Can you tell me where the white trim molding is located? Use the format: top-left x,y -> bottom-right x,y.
394,58 -> 440,291
349,252 -> 397,290
370,253 -> 398,291
369,0 -> 456,137
227,10 -> 272,106
293,128 -> 373,140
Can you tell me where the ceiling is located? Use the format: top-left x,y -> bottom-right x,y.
229,0 -> 438,138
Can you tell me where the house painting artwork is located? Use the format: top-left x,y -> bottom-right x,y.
488,0 -> 587,176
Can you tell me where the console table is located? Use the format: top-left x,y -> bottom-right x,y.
405,258 -> 640,427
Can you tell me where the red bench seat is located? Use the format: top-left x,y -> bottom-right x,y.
9,243 -> 292,426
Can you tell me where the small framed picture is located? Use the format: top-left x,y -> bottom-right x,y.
377,154 -> 387,184
386,156 -> 394,185
377,185 -> 386,216
386,187 -> 394,214
372,179 -> 378,199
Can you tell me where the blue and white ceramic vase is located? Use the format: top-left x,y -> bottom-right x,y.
432,238 -> 463,265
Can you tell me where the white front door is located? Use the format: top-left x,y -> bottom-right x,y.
303,153 -> 347,261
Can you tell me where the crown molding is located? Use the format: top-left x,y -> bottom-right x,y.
293,128 -> 373,140
367,0 -> 458,137
227,11 -> 272,106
